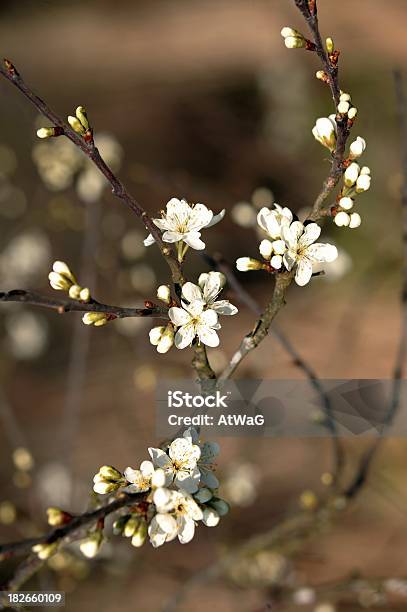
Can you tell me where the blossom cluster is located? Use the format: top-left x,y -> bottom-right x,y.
149,271 -> 238,353
311,97 -> 371,229
73,428 -> 227,555
236,204 -> 338,286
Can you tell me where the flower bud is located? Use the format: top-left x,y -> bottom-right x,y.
79,287 -> 91,302
347,107 -> 358,120
284,36 -> 306,49
280,27 -> 302,38
37,127 -> 56,139
82,312 -> 108,327
131,520 -> 147,547
194,488 -> 213,504
156,284 -> 171,304
259,239 -> 273,260
236,257 -> 263,272
149,326 -> 165,346
325,37 -> 334,53
272,239 -> 286,255
360,166 -> 371,176
48,271 -> 71,292
68,284 -> 81,300
202,507 -> 220,527
316,70 -> 329,83
349,136 -> 366,160
334,211 -> 350,227
98,465 -> 122,481
356,174 -> 371,193
338,197 -> 354,211
113,514 -> 130,535
124,515 -> 139,538
337,100 -> 350,115
210,498 -> 229,516
312,116 -> 337,151
344,162 -> 360,187
32,542 -> 58,560
156,325 -> 174,354
349,212 -> 361,228
68,115 -> 86,135
46,507 -> 70,527
93,479 -> 121,495
75,106 -> 89,130
270,255 -> 283,270
340,92 -> 351,102
51,260 -> 76,284
79,531 -> 103,558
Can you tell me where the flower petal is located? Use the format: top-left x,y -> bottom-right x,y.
206,209 -> 225,228
148,447 -> 172,469
183,231 -> 205,250
211,300 -> 238,315
174,467 -> 201,493
174,324 -> 196,349
143,233 -> 155,247
197,325 -> 220,347
295,258 -> 313,286
168,307 -> 191,327
162,230 -> 184,243
299,223 -> 321,247
306,243 -> 338,263
182,282 -> 203,304
177,516 -> 196,544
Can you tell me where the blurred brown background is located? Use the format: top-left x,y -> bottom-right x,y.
0,1 -> 407,611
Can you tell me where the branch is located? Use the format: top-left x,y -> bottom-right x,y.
0,492 -> 145,560
0,60 -> 184,287
293,1 -> 350,219
220,0 -> 351,381
0,290 -> 168,319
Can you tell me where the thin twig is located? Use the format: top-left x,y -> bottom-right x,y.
0,290 -> 168,319
219,0 -> 351,382
0,60 -> 183,287
0,491 -> 145,559
204,253 -> 345,483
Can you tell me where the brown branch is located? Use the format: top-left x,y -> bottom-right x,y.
0,491 -> 145,560
0,60 -> 183,286
0,290 -> 168,319
220,0 -> 351,382
0,59 -> 218,382
293,0 -> 350,220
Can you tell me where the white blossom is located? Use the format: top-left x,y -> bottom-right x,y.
79,532 -> 103,558
144,197 -> 224,251
282,221 -> 338,286
312,115 -> 337,151
338,196 -> 354,211
148,487 -> 203,547
334,211 -> 350,227
149,435 -> 201,493
149,325 -> 174,353
349,136 -> 366,160
169,300 -> 220,349
181,272 -> 238,317
257,204 -> 293,240
349,212 -> 361,228
280,27 -> 306,49
124,461 -> 166,493
343,162 -> 360,187
236,257 -> 263,272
